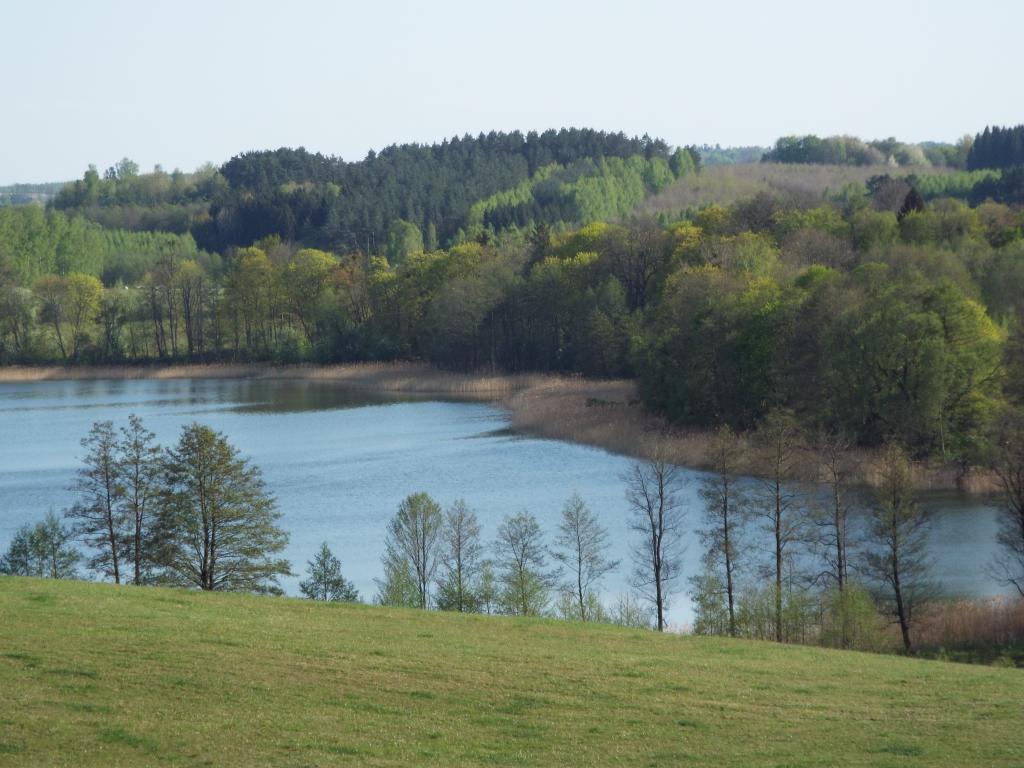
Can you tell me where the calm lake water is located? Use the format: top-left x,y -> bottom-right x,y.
0,378 -> 1011,626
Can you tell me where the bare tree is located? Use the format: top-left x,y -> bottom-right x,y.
696,425 -> 747,636
861,443 -> 932,654
382,492 -> 443,610
552,493 -> 619,621
66,421 -> 126,584
436,499 -> 485,612
810,430 -> 860,592
624,453 -> 688,631
989,410 -> 1024,596
118,414 -> 161,585
753,409 -> 804,642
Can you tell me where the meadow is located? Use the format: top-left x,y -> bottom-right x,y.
1,577 -> 1022,767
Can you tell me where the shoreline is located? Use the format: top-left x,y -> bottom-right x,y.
0,362 -> 997,495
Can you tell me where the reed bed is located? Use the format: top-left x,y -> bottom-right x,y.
916,597 -> 1024,659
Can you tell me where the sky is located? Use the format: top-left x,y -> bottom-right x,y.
1,0 -> 1021,185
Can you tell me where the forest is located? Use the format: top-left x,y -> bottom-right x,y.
0,126 -> 1023,469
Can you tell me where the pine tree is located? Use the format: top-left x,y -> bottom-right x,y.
300,542 -> 359,602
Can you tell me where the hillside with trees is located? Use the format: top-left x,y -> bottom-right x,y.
1,125 -> 1023,470
50,129 -> 694,254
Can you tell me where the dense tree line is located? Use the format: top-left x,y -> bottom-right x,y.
967,125 -> 1024,171
4,177 -> 1024,470
762,135 -> 969,168
50,130 -> 679,254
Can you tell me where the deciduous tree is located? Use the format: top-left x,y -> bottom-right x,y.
552,493 -> 619,621
624,453 -> 688,631
154,423 -> 290,592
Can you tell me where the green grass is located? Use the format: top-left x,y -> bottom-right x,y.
1,578 -> 1022,767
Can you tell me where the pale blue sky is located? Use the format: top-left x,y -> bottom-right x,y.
2,0 -> 1020,184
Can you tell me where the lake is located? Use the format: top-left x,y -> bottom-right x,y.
0,377 -> 1011,626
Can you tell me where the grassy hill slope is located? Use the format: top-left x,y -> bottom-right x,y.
1,577 -> 1022,767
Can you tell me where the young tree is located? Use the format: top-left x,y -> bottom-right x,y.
66,420 -> 126,584
435,499 -> 484,613
752,409 -> 804,642
381,492 -> 443,610
861,443 -> 932,654
608,591 -> 653,629
375,551 -> 420,608
624,454 -> 688,631
494,511 -> 555,616
300,542 -> 359,602
1,512 -> 80,579
154,423 -> 290,593
989,409 -> 1024,595
696,425 -> 747,636
476,559 -> 498,615
118,414 -> 160,585
552,493 -> 619,621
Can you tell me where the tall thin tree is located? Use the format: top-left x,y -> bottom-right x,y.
861,443 -> 932,654
552,493 -> 619,621
811,430 -> 859,592
989,409 -> 1024,596
753,409 -> 804,642
66,420 -> 125,583
118,414 -> 160,585
697,425 -> 747,637
436,499 -> 484,613
382,492 -> 443,610
624,452 -> 687,631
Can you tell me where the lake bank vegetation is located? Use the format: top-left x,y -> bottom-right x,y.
5,413 -> 1023,666
1,126 -> 1022,492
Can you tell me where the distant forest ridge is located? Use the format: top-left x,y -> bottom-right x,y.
48,129 -> 698,254
7,124 -> 1021,243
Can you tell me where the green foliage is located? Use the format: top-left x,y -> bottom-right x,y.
0,512 -> 79,578
494,511 -> 554,616
380,492 -> 443,610
384,220 -> 423,265
155,423 -> 290,593
5,577 -> 1024,766
819,584 -> 886,651
299,542 -> 359,602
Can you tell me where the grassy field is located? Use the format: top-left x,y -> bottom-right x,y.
1,578 -> 1022,767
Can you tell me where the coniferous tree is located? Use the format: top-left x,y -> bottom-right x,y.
300,542 -> 359,602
